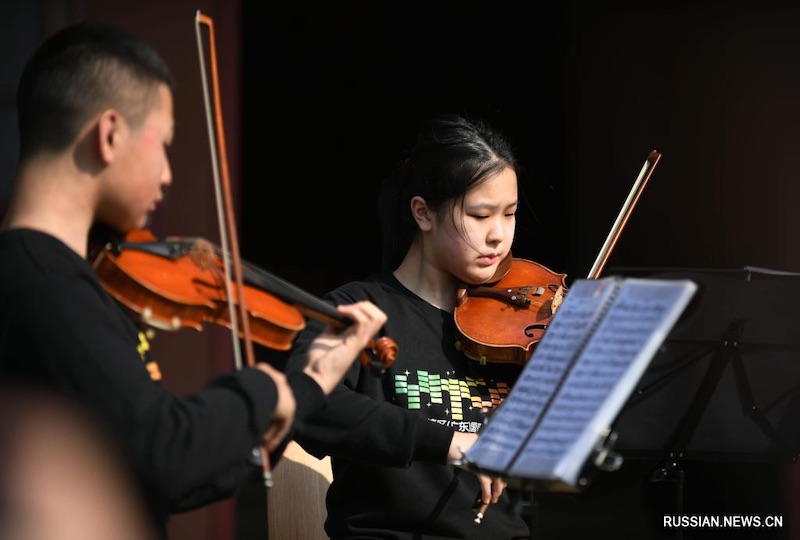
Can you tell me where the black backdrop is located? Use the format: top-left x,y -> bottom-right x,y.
238,3 -> 800,538
240,2 -> 567,295
240,1 -> 800,301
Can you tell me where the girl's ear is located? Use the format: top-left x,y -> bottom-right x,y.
410,196 -> 433,231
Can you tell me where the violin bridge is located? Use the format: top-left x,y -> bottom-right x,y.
551,286 -> 565,315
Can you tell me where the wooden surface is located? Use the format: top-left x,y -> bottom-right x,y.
267,441 -> 333,540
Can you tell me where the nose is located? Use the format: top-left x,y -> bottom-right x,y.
161,157 -> 173,188
486,216 -> 506,245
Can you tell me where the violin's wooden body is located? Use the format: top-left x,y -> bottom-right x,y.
91,229 -> 306,350
454,258 -> 567,365
90,228 -> 397,371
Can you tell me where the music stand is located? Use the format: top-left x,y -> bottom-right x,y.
608,267 -> 800,537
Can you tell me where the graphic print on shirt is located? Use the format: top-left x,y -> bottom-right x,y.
394,369 -> 511,433
137,330 -> 161,381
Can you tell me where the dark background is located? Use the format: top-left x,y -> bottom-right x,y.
237,4 -> 800,538
2,1 -> 800,539
240,2 -> 566,294
239,1 -> 800,301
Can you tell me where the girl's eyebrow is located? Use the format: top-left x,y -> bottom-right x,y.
466,200 -> 519,210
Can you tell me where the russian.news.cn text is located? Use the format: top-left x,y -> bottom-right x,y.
664,515 -> 783,530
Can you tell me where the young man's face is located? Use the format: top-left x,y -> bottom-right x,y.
98,83 -> 174,233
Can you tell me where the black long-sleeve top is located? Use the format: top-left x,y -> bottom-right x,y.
286,273 -> 530,539
0,228 -> 325,536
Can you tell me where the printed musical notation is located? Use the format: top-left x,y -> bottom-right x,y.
461,276 -> 697,488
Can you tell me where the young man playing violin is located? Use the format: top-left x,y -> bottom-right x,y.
0,22 -> 386,538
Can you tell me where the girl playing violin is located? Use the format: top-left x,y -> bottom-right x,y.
286,113 -> 531,539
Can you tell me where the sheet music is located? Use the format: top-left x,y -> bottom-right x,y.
464,278 -> 619,471
463,277 -> 697,486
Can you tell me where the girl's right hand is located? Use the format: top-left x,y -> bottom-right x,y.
448,431 -> 507,508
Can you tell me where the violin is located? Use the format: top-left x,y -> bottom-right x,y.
454,150 -> 662,367
454,256 -> 567,366
90,228 -> 397,374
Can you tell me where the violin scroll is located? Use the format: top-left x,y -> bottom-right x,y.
362,336 -> 398,374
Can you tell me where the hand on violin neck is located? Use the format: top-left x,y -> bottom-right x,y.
303,301 -> 388,395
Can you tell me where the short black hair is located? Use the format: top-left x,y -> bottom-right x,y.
16,22 -> 175,161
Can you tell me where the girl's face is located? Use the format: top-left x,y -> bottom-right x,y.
432,166 -> 518,286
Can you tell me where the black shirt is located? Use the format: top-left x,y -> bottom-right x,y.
287,273 -> 530,539
0,228 -> 325,536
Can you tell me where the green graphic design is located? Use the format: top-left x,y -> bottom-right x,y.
395,371 -> 511,416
